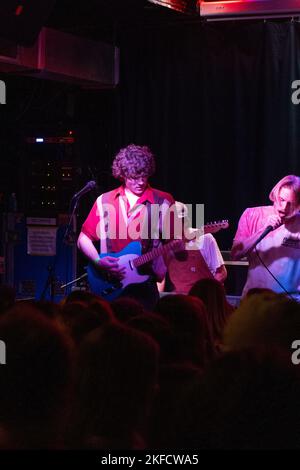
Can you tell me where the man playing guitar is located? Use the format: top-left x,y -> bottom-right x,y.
77,143 -> 183,309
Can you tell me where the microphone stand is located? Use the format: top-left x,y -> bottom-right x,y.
63,196 -> 79,244
40,265 -> 57,302
62,192 -> 90,296
40,201 -> 78,301
40,185 -> 94,302
64,182 -> 96,243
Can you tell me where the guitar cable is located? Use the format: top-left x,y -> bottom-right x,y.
254,248 -> 296,301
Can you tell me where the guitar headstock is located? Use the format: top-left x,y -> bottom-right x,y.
203,220 -> 229,234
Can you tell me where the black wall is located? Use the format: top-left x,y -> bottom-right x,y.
1,19 -> 300,252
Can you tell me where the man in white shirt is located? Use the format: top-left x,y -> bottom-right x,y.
158,201 -> 227,294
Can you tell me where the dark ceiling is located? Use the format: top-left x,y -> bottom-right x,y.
46,0 -> 200,43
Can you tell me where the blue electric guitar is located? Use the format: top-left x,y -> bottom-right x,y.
87,220 -> 229,301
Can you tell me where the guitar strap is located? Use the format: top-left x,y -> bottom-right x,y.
98,191 -> 156,254
141,195 -> 170,282
97,192 -> 113,254
97,191 -> 163,255
142,193 -> 166,254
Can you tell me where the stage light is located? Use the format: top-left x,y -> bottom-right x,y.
35,138 -> 44,143
199,0 -> 300,20
15,5 -> 24,16
147,0 -> 198,14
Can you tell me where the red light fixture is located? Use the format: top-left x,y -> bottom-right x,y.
199,0 -> 300,19
15,4 -> 24,16
147,0 -> 198,14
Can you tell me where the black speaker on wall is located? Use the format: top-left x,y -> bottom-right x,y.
0,1 -> 57,46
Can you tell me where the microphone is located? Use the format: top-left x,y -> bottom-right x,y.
246,225 -> 274,255
72,181 -> 96,200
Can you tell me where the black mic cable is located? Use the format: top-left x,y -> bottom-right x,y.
254,248 -> 296,301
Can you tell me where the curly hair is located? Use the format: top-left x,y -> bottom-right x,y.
112,144 -> 156,181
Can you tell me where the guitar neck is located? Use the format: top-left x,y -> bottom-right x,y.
133,240 -> 178,268
132,220 -> 228,268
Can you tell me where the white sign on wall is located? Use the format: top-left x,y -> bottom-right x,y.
27,226 -> 58,256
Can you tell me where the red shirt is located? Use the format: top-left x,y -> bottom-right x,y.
81,184 -> 178,253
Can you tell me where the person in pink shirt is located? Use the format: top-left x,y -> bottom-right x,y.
231,175 -> 300,298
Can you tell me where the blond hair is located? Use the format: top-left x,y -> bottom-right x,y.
269,175 -> 300,206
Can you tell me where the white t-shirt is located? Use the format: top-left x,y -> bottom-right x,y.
167,233 -> 225,294
187,233 -> 225,276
